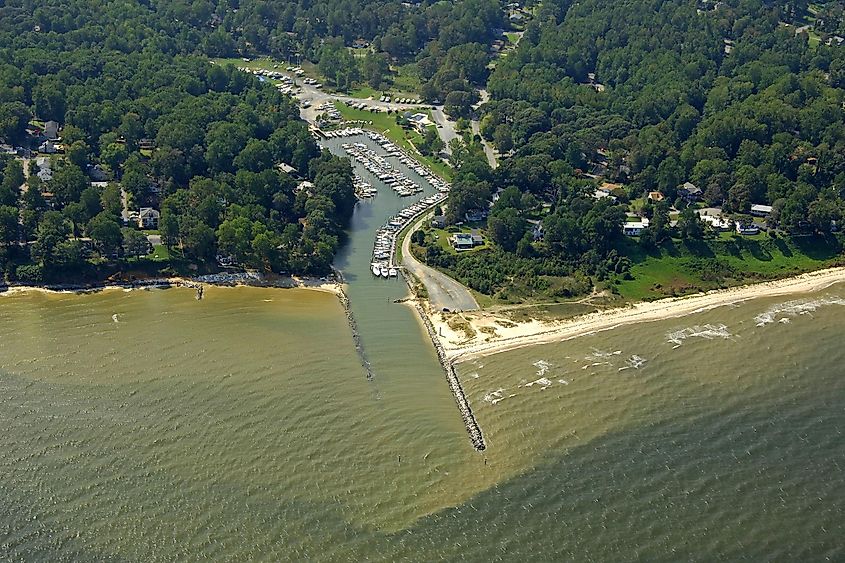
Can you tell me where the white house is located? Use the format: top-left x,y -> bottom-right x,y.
406,112 -> 432,133
736,222 -> 760,235
750,204 -> 772,217
138,207 -> 160,229
623,217 -> 649,236
699,212 -> 731,231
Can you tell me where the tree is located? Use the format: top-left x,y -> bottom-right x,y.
677,207 -> 705,239
87,212 -> 123,257
362,52 -> 390,89
487,208 -> 526,252
0,205 -> 19,246
51,163 -> 88,208
32,211 -> 71,268
101,184 -> 122,218
122,228 -> 151,257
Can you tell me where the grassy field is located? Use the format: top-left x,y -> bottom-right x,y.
613,234 -> 842,301
333,101 -> 453,180
391,64 -> 422,97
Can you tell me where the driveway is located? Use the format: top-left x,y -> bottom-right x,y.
401,218 -> 478,312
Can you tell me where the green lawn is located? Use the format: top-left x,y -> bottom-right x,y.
147,244 -> 171,262
614,234 -> 842,301
347,85 -> 381,99
333,101 -> 452,180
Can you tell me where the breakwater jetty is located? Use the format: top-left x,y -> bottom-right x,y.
402,271 -> 486,451
333,268 -> 375,381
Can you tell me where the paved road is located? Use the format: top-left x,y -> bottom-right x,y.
429,106 -> 459,155
401,217 -> 478,312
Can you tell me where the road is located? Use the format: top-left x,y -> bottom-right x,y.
429,106 -> 460,155
401,217 -> 479,312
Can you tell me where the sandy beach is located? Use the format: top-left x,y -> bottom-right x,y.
422,266 -> 845,363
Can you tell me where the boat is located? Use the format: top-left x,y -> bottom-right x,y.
380,267 -> 389,278
388,268 -> 397,277
372,264 -> 380,276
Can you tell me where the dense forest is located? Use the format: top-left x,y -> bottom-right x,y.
0,1 -> 356,282
426,0 -> 845,298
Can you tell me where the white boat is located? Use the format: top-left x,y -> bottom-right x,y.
380,267 -> 389,278
388,268 -> 397,277
372,264 -> 380,276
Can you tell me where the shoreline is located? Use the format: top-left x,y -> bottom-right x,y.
424,266 -> 845,364
0,273 -> 343,298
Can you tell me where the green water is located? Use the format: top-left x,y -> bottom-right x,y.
2,285 -> 844,560
1,136 -> 843,559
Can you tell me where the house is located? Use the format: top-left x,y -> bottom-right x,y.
678,181 -> 702,202
736,222 -> 760,235
698,211 -> 731,231
296,180 -> 314,194
450,232 -> 484,250
406,112 -> 432,133
43,121 -> 59,140
36,157 -> 52,181
352,38 -> 370,49
750,204 -> 773,217
87,164 -> 107,182
464,209 -> 487,222
508,12 -> 525,23
137,207 -> 160,229
431,215 -> 446,228
530,220 -> 544,241
648,191 -> 665,202
277,162 -> 298,176
623,217 -> 649,236
39,140 -> 58,154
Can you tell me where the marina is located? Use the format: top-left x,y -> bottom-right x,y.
317,128 -> 450,279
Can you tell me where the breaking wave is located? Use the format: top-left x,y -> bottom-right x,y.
666,324 -> 732,347
754,296 -> 845,326
532,360 -> 551,377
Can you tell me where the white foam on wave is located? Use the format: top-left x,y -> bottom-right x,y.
532,359 -> 552,376
112,314 -> 119,323
483,388 -> 505,403
618,355 -> 646,371
523,377 -> 552,389
587,348 -> 622,360
666,323 -> 732,347
754,296 -> 845,326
